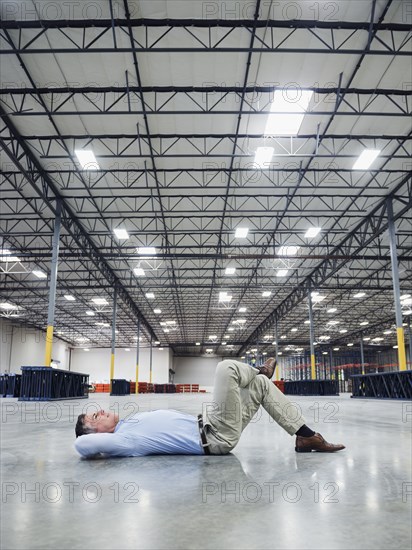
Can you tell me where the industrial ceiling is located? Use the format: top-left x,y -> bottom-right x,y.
0,0 -> 411,359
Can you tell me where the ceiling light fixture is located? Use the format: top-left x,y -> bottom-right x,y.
113,228 -> 129,240
262,291 -> 272,297
353,149 -> 381,170
64,295 -> 75,301
278,245 -> 300,256
304,227 -> 321,239
311,294 -> 326,303
235,227 -> 249,239
265,89 -> 313,135
32,270 -> 47,279
137,247 -> 157,255
276,269 -> 289,277
253,147 -> 274,169
225,267 -> 236,275
0,302 -> 18,310
74,149 -> 99,170
91,298 -> 108,305
133,268 -> 145,277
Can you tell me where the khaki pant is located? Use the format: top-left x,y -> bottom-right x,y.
202,360 -> 306,455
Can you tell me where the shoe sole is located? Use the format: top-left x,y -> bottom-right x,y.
295,447 -> 344,453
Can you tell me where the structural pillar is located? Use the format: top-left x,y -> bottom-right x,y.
110,287 -> 117,389
149,334 -> 153,383
308,291 -> 316,379
135,319 -> 140,394
329,348 -> 333,380
45,201 -> 62,367
387,197 -> 407,371
360,332 -> 365,375
274,317 -> 280,380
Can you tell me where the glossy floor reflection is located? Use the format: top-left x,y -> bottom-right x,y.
1,393 -> 411,549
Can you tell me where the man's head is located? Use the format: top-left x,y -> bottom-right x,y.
75,409 -> 119,438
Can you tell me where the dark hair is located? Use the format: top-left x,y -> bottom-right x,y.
75,413 -> 97,438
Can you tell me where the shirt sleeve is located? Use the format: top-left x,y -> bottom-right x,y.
74,433 -> 132,458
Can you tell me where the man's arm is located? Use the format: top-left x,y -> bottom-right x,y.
74,432 -> 131,458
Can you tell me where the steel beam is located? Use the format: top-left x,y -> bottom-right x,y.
387,197 -> 407,371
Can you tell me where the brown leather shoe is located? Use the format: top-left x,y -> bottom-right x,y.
257,357 -> 277,379
295,432 -> 345,453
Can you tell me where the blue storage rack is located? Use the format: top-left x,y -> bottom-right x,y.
284,380 -> 339,396
19,366 -> 89,401
0,373 -> 22,397
110,379 -> 130,396
351,370 -> 412,399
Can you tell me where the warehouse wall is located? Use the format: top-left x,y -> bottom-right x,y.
0,319 -> 69,372
0,320 -> 171,382
173,356 -> 238,391
70,347 -> 171,383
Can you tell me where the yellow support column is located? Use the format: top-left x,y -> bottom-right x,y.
397,327 -> 407,371
110,287 -> 117,392
110,353 -> 115,381
149,334 -> 153,383
135,319 -> 140,394
311,354 -> 316,380
45,326 -> 54,366
44,201 -> 61,366
387,197 -> 408,372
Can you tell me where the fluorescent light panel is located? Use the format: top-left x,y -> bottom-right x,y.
92,298 -> 108,305
225,267 -> 236,275
74,149 -> 99,170
304,227 -> 321,239
113,228 -> 129,240
64,295 -> 75,301
137,247 -> 157,255
254,147 -> 274,169
235,227 -> 249,238
265,89 -> 313,135
219,292 -> 232,302
145,293 -> 155,299
278,245 -> 299,256
0,302 -> 17,310
32,270 -> 47,279
134,268 -> 145,277
276,269 -> 289,277
353,149 -> 381,170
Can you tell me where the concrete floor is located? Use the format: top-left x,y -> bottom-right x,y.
1,393 -> 411,550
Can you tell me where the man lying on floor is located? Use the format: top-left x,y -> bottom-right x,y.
74,359 -> 345,458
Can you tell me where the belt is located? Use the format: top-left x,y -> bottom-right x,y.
198,414 -> 211,455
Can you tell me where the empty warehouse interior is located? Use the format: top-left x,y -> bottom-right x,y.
0,1 -> 411,549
